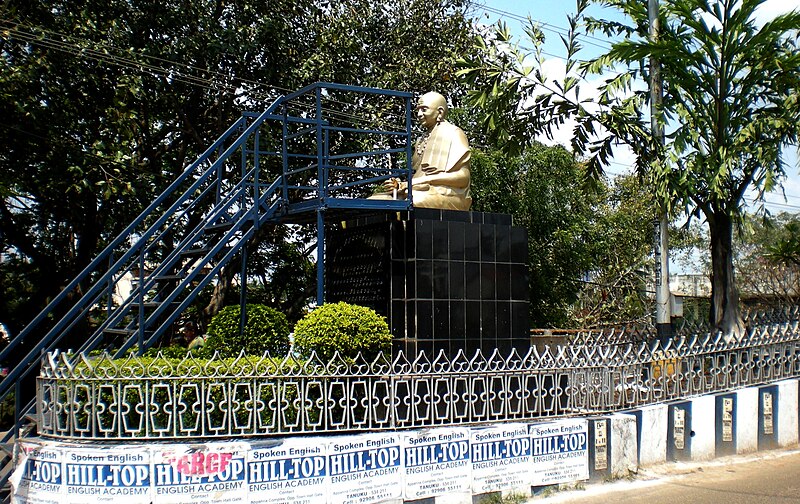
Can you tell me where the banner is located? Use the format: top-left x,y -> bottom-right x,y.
529,419 -> 589,486
470,424 -> 532,493
12,441 -> 63,504
152,442 -> 248,504
402,428 -> 471,499
247,439 -> 327,504
12,420 -> 591,504
62,446 -> 151,503
327,433 -> 403,504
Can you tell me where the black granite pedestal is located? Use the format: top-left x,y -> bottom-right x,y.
326,208 -> 529,357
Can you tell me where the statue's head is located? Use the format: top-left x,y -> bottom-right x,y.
416,92 -> 448,130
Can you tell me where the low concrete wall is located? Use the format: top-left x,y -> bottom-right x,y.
776,379 -> 799,447
690,395 -> 716,461
610,414 -> 638,477
735,387 -> 759,454
628,380 -> 799,471
634,404 -> 668,466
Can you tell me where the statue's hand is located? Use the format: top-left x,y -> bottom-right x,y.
421,164 -> 439,175
411,175 -> 431,190
381,178 -> 398,192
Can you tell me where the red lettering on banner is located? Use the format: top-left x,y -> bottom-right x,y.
167,451 -> 233,476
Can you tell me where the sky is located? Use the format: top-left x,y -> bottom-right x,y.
469,0 -> 800,218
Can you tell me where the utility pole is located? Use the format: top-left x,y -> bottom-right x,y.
649,0 -> 672,344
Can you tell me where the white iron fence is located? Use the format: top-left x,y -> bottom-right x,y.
36,308 -> 800,441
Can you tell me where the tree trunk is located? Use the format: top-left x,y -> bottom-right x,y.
201,224 -> 278,326
203,261 -> 237,325
708,210 -> 744,339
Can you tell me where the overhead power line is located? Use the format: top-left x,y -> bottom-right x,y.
0,19 -> 409,130
474,3 -> 618,52
3,17 -> 800,211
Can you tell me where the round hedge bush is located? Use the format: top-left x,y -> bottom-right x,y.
202,304 -> 290,357
292,302 -> 392,361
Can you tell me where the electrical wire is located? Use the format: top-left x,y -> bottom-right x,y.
474,3 -> 620,52
1,19 -> 410,130
3,16 -> 799,210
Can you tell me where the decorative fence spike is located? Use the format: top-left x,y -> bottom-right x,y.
36,316 -> 800,440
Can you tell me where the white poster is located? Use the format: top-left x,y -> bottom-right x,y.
247,439 -> 327,504
62,446 -> 151,503
327,432 -> 403,504
402,428 -> 471,499
470,424 -> 532,494
11,441 -> 63,504
152,442 -> 248,504
529,419 -> 589,486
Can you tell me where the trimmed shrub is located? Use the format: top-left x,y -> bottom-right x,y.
202,304 -> 290,357
292,302 -> 392,361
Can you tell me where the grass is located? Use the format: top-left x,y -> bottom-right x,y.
477,491 -> 530,504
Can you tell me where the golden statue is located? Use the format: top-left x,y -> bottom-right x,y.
371,92 -> 472,211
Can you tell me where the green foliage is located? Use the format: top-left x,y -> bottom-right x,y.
0,393 -> 15,431
764,219 -> 800,268
735,213 -> 800,306
292,302 -> 392,361
299,0 -> 475,93
471,143 -> 703,328
471,145 -> 662,327
459,0 -> 800,333
572,174 -> 657,326
0,0 -> 477,340
142,344 -> 197,360
472,145 -> 600,326
68,353 -> 299,433
458,15 -> 655,177
202,304 -> 290,358
239,227 -> 317,325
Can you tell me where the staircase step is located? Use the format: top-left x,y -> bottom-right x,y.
181,247 -> 211,258
103,328 -> 155,344
0,443 -> 13,457
103,328 -> 139,336
154,274 -> 185,282
131,301 -> 181,310
154,272 -> 210,284
205,221 -> 234,233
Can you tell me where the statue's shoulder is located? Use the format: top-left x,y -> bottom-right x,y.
439,121 -> 469,145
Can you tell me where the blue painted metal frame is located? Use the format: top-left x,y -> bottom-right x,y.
0,83 -> 414,493
271,82 -> 414,304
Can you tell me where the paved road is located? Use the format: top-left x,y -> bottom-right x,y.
530,449 -> 800,504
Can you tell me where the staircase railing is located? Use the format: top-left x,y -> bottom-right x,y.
0,100 -> 285,499
0,83 -> 415,501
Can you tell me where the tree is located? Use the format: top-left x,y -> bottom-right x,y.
470,144 -> 660,328
0,0 -> 319,336
458,0 -> 800,335
735,214 -> 800,307
0,0 -> 477,336
765,219 -> 800,268
573,174 -> 658,327
300,0 -> 474,94
471,145 -> 598,326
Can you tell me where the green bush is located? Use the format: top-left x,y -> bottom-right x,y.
292,302 -> 392,361
202,304 -> 290,357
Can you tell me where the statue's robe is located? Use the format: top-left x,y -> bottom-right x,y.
409,121 -> 472,211
370,121 -> 472,211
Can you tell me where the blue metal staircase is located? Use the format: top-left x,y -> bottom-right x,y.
0,83 -> 414,495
